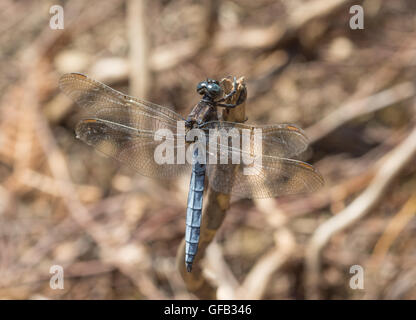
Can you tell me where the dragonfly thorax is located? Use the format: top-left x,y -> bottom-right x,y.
185,101 -> 218,129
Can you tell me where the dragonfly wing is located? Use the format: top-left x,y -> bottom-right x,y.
59,73 -> 184,132
200,121 -> 309,158
206,155 -> 323,199
76,118 -> 190,178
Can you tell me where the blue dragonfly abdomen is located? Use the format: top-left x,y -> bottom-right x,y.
185,147 -> 206,272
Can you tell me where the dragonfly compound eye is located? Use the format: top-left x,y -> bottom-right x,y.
206,83 -> 222,98
196,81 -> 207,95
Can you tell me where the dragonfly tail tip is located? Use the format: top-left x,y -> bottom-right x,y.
186,263 -> 193,272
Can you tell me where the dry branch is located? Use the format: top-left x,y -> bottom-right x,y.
236,227 -> 295,300
370,194 -> 416,266
204,241 -> 239,299
127,0 -> 150,99
305,123 -> 416,299
306,82 -> 416,143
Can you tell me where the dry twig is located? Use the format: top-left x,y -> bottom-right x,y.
127,0 -> 150,98
305,123 -> 416,299
306,82 -> 416,143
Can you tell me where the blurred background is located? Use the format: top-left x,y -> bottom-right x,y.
0,0 -> 416,299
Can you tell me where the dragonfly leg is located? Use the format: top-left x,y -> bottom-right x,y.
185,119 -> 193,129
216,77 -> 246,108
220,76 -> 238,101
216,77 -> 237,103
216,102 -> 239,108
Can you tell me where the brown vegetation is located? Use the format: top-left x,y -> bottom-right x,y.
0,0 -> 415,299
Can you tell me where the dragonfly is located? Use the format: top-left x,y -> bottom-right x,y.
59,73 -> 324,272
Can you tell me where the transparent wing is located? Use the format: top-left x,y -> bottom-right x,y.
200,121 -> 309,158
60,73 -> 189,178
206,155 -> 323,199
201,120 -> 320,198
59,73 -> 185,132
75,118 -> 190,178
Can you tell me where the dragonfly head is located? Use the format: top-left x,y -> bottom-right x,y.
196,79 -> 223,100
